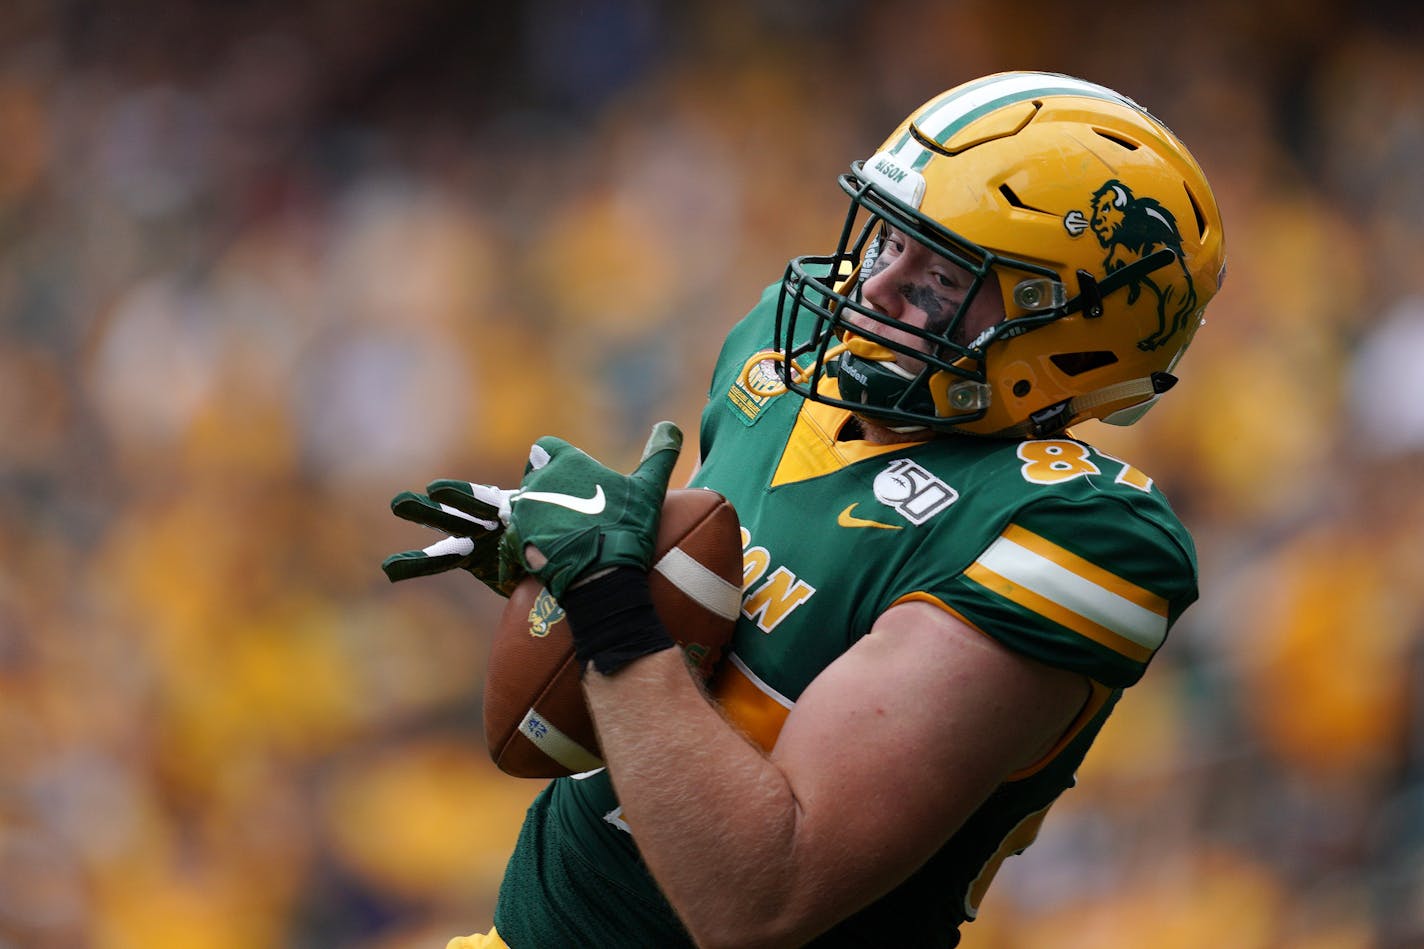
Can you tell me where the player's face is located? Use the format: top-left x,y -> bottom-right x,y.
850,226 -> 1005,372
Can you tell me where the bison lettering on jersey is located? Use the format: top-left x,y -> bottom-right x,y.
739,526 -> 816,633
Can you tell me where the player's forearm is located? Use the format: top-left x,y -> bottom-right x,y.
582,649 -> 825,949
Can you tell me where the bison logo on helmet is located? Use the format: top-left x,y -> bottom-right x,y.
1079,179 -> 1199,352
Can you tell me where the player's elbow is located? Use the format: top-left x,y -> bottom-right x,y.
682,900 -> 831,949
688,923 -> 812,949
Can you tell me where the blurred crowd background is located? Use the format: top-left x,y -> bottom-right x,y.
2,0 -> 1423,946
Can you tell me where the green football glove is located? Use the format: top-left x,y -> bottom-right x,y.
381,480 -> 524,596
502,421 -> 683,601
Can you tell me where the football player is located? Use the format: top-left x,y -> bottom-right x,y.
387,70 -> 1225,947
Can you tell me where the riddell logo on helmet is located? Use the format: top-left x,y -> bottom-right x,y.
839,361 -> 869,385
1065,178 -> 1200,352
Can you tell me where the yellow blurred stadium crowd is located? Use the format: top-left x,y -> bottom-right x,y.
2,0 -> 1423,946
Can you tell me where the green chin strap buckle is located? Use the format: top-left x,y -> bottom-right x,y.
832,350 -> 939,417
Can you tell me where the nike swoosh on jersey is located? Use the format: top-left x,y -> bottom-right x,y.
517,485 -> 607,515
836,503 -> 902,531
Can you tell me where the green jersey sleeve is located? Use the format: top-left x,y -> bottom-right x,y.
863,441 -> 1199,691
921,488 -> 1198,688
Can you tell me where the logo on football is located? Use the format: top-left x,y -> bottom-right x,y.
484,489 -> 743,778
527,589 -> 563,638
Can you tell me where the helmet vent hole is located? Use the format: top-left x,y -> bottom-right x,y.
1184,182 -> 1208,239
1093,129 -> 1139,151
1013,380 -> 1031,397
1050,351 -> 1119,376
998,184 -> 1051,215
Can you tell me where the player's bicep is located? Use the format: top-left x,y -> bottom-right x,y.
768,601 -> 1089,908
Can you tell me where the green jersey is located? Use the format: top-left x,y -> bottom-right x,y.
493,283 -> 1198,947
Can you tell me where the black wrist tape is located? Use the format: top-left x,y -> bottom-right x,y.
560,566 -> 675,676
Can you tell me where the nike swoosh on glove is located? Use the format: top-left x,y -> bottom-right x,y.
501,421 -> 682,600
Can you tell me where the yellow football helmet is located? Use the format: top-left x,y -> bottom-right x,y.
775,71 -> 1226,437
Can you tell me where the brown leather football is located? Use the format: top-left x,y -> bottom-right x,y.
484,488 -> 742,778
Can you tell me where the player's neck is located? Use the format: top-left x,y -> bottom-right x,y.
844,413 -> 935,446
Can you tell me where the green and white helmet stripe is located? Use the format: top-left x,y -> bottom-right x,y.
889,72 -> 1144,171
862,73 -> 1149,209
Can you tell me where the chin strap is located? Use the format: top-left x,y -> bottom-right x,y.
995,371 -> 1179,438
991,248 -> 1182,438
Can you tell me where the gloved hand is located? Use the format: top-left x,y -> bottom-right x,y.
502,421 -> 685,676
503,421 -> 683,600
381,480 -> 524,596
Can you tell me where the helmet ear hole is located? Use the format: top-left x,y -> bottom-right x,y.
1050,351 -> 1119,376
1012,380 -> 1031,397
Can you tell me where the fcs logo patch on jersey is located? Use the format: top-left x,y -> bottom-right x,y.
727,351 -> 783,425
872,459 -> 959,525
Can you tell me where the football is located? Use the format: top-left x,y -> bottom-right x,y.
484,488 -> 743,778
